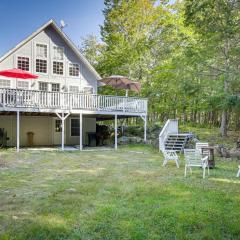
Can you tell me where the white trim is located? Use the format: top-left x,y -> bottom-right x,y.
0,19 -> 101,80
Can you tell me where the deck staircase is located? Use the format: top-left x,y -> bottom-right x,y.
159,120 -> 192,153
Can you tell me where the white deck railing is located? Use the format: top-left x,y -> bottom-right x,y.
0,88 -> 147,114
159,119 -> 178,151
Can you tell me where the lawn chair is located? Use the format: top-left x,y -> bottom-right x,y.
237,166 -> 240,177
162,150 -> 179,168
196,142 -> 209,155
184,149 -> 209,179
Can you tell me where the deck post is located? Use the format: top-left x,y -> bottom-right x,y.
79,113 -> 83,151
61,112 -> 65,151
144,115 -> 147,143
16,111 -> 20,152
115,114 -> 118,150
55,112 -> 70,151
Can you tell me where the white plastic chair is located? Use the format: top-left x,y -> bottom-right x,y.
237,166 -> 240,177
162,150 -> 179,168
184,149 -> 209,179
196,142 -> 209,156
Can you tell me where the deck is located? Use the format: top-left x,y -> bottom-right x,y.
0,88 -> 147,116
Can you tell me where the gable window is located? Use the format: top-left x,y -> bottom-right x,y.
69,63 -> 80,77
36,44 -> 47,58
70,119 -> 80,136
69,85 -> 79,93
17,57 -> 29,71
53,61 -> 63,75
51,83 -> 60,92
17,81 -> 29,89
39,82 -> 48,91
36,59 -> 47,73
53,46 -> 64,60
0,79 -> 10,88
35,43 -> 47,73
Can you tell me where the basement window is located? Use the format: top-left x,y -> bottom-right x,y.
17,57 -> 30,71
70,119 -> 80,136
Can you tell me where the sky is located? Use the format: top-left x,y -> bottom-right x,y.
0,0 -> 105,56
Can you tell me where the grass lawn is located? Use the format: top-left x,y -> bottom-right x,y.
0,145 -> 240,239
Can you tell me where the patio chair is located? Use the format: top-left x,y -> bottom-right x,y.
162,150 -> 179,168
184,149 -> 209,179
196,142 -> 209,156
237,166 -> 240,177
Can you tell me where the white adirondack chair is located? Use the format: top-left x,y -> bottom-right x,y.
162,150 -> 179,168
184,149 -> 209,179
237,166 -> 240,177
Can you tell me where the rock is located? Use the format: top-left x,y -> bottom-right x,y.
65,188 -> 77,193
118,136 -> 143,144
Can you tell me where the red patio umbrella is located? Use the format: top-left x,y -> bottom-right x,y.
0,68 -> 38,79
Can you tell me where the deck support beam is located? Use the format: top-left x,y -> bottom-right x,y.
16,111 -> 20,152
79,113 -> 83,151
56,112 -> 70,151
140,115 -> 147,143
115,114 -> 118,150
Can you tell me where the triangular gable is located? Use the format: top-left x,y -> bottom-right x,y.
0,19 -> 101,80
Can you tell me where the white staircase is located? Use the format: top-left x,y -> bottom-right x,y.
159,120 -> 191,152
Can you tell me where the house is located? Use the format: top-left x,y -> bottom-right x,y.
0,20 -> 147,151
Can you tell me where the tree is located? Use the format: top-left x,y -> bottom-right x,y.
184,0 -> 240,136
80,35 -> 104,69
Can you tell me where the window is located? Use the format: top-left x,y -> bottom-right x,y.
36,59 -> 47,73
36,44 -> 47,58
55,120 -> 62,132
69,85 -> 79,93
71,119 -> 80,136
53,46 -> 64,60
17,81 -> 29,89
53,61 -> 63,75
0,79 -> 10,88
17,57 -> 29,71
39,82 -> 48,91
69,63 -> 80,77
51,83 -> 60,92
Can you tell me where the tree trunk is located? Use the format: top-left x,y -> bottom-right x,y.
220,109 -> 227,137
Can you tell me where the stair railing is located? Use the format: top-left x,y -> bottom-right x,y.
159,119 -> 179,151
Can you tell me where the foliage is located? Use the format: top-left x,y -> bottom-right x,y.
79,0 -> 240,135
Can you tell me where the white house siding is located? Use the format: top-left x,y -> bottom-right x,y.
0,115 -> 96,147
0,25 -> 98,93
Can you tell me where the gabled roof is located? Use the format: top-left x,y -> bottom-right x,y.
0,19 -> 101,80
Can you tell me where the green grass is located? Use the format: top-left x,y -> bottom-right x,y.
0,145 -> 240,240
